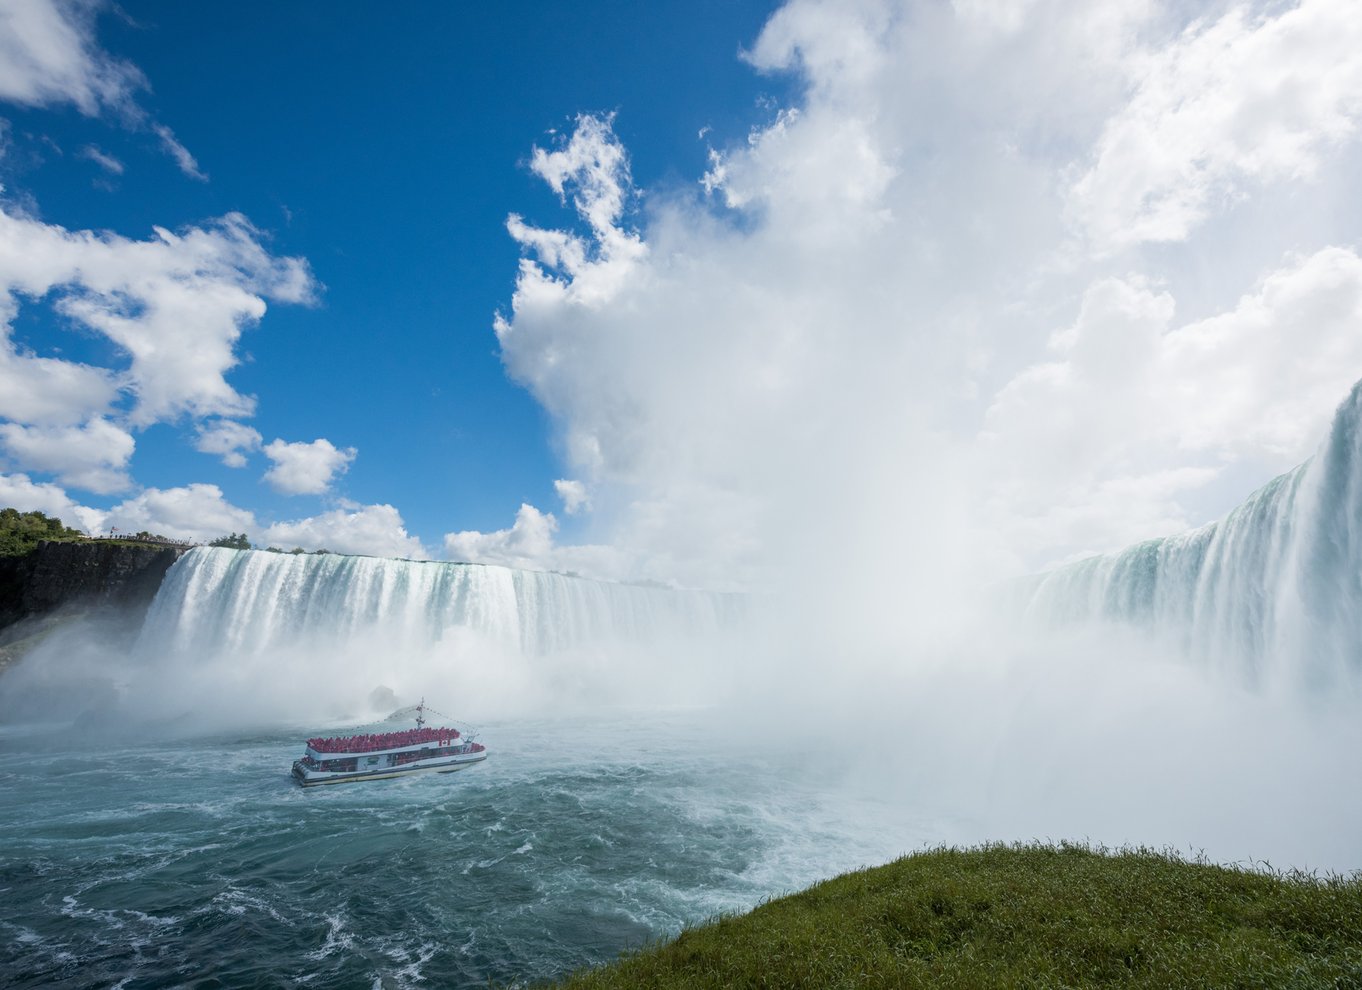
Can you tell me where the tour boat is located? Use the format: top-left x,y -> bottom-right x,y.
291,700 -> 487,787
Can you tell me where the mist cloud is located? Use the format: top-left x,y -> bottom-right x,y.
478,0 -> 1362,592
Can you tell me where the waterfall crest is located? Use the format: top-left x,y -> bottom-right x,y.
1019,383 -> 1362,687
138,548 -> 739,659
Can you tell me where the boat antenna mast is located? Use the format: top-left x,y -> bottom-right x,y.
386,698 -> 455,727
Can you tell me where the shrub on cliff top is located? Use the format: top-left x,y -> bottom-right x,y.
208,532 -> 252,550
0,508 -> 86,557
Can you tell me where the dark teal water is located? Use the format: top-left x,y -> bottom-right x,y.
1,713 -> 928,988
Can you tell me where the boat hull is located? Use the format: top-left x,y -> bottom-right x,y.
292,752 -> 487,787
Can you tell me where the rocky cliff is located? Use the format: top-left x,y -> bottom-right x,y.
0,540 -> 186,634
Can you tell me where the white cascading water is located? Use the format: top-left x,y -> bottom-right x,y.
1018,382 -> 1362,689
138,547 -> 741,660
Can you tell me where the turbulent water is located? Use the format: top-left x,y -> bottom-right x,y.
8,390 -> 1362,986
0,713 -> 935,989
1018,383 -> 1362,689
2,555 -> 874,988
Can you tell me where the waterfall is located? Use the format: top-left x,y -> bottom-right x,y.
138,548 -> 740,659
1019,383 -> 1362,688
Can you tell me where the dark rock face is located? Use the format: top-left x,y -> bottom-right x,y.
0,541 -> 187,632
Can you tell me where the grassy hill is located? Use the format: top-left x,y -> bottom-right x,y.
552,843 -> 1362,989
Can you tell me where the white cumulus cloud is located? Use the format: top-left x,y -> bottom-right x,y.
0,206 -> 317,428
261,438 -> 357,496
195,420 -> 263,468
0,472 -> 104,533
498,113 -> 646,325
104,483 -> 256,543
0,337 -> 120,426
97,490 -> 425,558
443,503 -> 624,579
0,417 -> 134,494
445,503 -> 558,569
262,504 -> 426,559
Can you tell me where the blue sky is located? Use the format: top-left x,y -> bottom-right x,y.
0,1 -> 787,551
2,0 -> 1362,588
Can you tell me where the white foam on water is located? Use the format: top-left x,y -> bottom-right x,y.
212,885 -> 295,927
304,911 -> 355,962
374,938 -> 439,990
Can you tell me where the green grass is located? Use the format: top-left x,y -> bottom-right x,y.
550,843 -> 1362,990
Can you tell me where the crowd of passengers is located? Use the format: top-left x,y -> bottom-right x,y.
307,727 -> 460,753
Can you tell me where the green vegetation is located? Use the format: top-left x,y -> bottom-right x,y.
0,508 -> 86,557
552,843 -> 1362,990
122,530 -> 172,543
209,532 -> 252,550
234,543 -> 330,555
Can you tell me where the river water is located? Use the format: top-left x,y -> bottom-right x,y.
12,444 -> 1362,990
0,711 -> 937,989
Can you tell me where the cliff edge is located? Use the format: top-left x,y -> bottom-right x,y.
0,541 -> 187,671
0,540 -> 186,628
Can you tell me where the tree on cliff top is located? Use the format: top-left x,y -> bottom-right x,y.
0,508 -> 86,557
209,533 -> 251,550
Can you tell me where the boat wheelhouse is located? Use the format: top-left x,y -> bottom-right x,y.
291,701 -> 487,787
